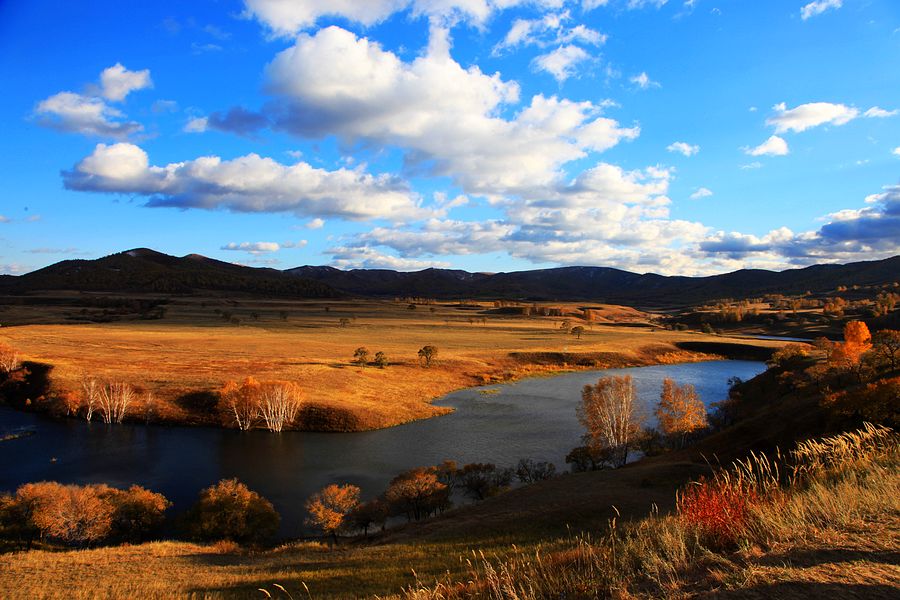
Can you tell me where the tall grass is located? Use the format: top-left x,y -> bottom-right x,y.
399,423 -> 898,599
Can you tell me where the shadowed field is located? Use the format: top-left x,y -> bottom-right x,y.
0,298 -> 776,430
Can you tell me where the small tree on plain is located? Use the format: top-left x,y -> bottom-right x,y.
373,351 -> 388,369
353,347 -> 369,367
339,318 -> 351,328
305,484 -> 361,545
571,326 -> 585,339
418,345 -> 438,368
559,320 -> 572,333
578,375 -> 643,468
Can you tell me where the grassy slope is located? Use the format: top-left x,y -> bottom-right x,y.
0,299 -> 776,430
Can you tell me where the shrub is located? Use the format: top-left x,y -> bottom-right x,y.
305,484 -> 360,543
677,478 -> 758,549
185,478 -> 279,544
458,463 -> 513,500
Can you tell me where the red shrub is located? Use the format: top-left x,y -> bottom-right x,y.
677,478 -> 757,549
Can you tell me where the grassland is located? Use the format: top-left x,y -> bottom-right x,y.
0,297 -> 778,430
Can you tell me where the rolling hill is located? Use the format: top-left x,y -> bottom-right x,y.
1,249 -> 897,306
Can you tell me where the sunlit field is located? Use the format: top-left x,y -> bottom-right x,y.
0,298 -> 771,430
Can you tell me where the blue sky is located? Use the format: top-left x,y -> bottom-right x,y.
1,0 -> 898,276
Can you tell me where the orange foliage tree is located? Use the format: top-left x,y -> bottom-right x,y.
384,467 -> 448,521
219,377 -> 261,430
830,321 -> 872,379
655,378 -> 708,448
185,478 -> 279,544
305,484 -> 361,543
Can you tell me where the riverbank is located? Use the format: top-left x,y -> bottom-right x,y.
0,300 -> 784,432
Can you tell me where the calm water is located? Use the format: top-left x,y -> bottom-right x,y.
0,360 -> 765,536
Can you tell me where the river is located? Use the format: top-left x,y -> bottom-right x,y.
0,360 -> 765,536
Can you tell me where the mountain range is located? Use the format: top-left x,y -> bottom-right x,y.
1,248 -> 897,306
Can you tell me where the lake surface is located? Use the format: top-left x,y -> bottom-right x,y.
0,360 -> 765,536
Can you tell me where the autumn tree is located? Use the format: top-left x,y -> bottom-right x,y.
219,377 -> 260,430
457,463 -> 513,501
0,344 -> 19,374
384,468 -> 447,521
257,381 -> 303,432
15,482 -> 114,545
79,376 -> 100,422
655,378 -> 708,449
305,484 -> 361,544
830,321 -> 873,380
514,459 -> 557,483
105,485 -> 170,543
418,345 -> 438,367
373,351 -> 388,369
872,330 -> 900,370
185,478 -> 279,544
348,498 -> 388,537
578,375 -> 643,468
571,325 -> 585,339
353,347 -> 369,367
97,382 -> 135,424
559,319 -> 572,333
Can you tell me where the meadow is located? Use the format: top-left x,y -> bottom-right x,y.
0,297 -> 773,430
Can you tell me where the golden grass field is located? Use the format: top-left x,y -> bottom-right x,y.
0,298 -> 778,430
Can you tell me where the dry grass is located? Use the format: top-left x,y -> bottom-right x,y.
0,298 -> 765,430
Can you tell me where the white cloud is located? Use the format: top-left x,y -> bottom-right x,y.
222,242 -> 281,254
305,218 -> 325,229
629,71 -> 659,89
34,92 -> 143,138
243,0 -> 570,36
264,26 -> 638,196
864,106 -> 898,118
666,141 -> 699,156
329,246 -> 452,271
690,187 -> 713,199
494,11 -> 606,55
63,143 -> 428,222
893,147 -> 900,157
745,135 -> 789,157
282,240 -> 309,248
33,64 -> 151,139
99,63 -> 152,101
800,0 -> 842,20
184,116 -> 209,133
532,44 -> 590,82
766,101 -> 858,133
0,215 -> 9,223
740,161 -> 763,170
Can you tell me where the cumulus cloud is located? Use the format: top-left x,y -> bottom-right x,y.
263,26 -> 638,196
329,246 -> 452,270
62,143 -> 427,221
690,187 -> 712,199
33,64 -> 151,138
305,218 -> 325,229
745,135 -> 789,157
34,92 -> 143,138
99,63 -> 153,101
629,71 -> 659,89
893,147 -> 900,157
699,184 -> 900,264
766,101 -> 858,133
800,0 -> 841,20
667,141 -> 699,156
533,44 -> 591,82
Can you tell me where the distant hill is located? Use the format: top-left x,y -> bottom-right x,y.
0,248 -> 340,298
2,250 -> 897,306
288,256 -> 900,305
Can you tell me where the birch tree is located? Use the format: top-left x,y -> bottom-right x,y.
81,377 -> 99,422
578,375 -> 643,468
219,377 -> 261,430
257,381 -> 303,432
97,382 -> 135,424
